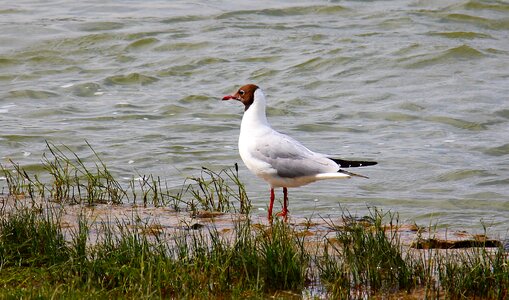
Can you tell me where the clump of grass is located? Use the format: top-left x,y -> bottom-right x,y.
262,220 -> 309,291
0,205 -> 69,268
0,142 -> 127,205
165,219 -> 308,297
1,160 -> 45,204
1,161 -> 23,197
128,163 -> 250,214
0,199 -> 307,298
127,173 -> 171,208
317,208 -> 419,298
438,242 -> 509,299
43,141 -> 127,205
316,208 -> 509,299
1,143 -> 250,214
183,164 -> 250,215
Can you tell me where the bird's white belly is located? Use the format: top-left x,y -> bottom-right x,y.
258,173 -> 320,188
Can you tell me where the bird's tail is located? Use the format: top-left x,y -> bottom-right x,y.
331,158 -> 377,168
338,169 -> 369,179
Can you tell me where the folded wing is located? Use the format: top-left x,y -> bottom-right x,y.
252,131 -> 339,178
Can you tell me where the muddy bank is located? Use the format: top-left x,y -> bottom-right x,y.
2,195 -> 506,252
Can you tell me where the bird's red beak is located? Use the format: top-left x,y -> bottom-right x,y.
222,95 -> 235,101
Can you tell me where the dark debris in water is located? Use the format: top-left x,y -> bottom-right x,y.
187,223 -> 205,230
411,237 -> 502,249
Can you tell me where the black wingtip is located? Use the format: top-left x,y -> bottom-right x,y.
331,158 -> 377,168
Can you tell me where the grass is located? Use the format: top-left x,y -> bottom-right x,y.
0,203 -> 307,298
185,165 -> 250,215
1,142 -> 249,213
438,245 -> 509,299
1,143 -> 508,299
317,209 -> 416,298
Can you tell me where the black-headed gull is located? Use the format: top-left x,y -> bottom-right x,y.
222,84 -> 377,221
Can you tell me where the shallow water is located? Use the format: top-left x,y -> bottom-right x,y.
1,0 -> 508,234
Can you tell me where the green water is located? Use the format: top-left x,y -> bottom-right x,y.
1,0 -> 508,234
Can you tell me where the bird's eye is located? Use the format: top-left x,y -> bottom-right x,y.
239,90 -> 245,96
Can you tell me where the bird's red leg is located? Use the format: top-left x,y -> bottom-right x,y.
282,187 -> 289,221
276,187 -> 289,222
268,188 -> 275,221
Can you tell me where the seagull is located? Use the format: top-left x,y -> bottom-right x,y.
222,84 -> 377,221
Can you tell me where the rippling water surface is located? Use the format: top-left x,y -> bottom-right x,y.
1,0 -> 508,234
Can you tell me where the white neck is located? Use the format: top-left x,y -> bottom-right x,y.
240,89 -> 270,132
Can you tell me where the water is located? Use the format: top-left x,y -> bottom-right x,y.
1,0 -> 508,234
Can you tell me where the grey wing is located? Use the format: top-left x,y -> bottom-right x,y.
252,132 -> 339,178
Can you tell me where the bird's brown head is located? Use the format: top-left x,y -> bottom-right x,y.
222,84 -> 259,111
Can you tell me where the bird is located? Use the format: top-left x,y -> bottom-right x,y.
222,84 -> 377,221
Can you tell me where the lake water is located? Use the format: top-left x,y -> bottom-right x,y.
1,0 -> 508,235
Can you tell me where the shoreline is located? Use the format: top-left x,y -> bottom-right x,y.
2,194 -> 505,252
